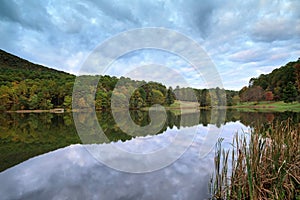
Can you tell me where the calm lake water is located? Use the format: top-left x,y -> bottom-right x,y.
0,110 -> 299,199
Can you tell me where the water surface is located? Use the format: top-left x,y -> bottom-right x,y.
0,110 -> 299,199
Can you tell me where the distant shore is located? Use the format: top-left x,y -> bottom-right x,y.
3,101 -> 300,113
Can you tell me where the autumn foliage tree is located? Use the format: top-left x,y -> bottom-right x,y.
265,91 -> 274,101
240,86 -> 264,102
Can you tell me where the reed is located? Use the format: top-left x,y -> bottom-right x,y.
210,119 -> 300,199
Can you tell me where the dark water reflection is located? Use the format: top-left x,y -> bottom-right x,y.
0,110 -> 299,199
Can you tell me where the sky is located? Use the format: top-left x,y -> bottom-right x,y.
0,0 -> 299,90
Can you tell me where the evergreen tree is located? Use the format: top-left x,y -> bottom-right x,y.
282,82 -> 297,103
295,63 -> 300,92
166,87 -> 175,105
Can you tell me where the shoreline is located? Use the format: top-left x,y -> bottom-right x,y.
3,101 -> 300,113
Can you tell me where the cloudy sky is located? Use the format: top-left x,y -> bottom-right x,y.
0,0 -> 299,90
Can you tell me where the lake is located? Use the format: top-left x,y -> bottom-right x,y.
0,110 -> 299,199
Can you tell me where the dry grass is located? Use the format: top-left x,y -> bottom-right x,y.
210,119 -> 300,200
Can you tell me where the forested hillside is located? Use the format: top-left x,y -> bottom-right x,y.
0,50 -> 177,111
239,58 -> 300,103
0,50 -> 75,85
0,50 -> 75,110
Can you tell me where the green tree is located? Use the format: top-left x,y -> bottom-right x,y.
0,85 -> 12,110
216,87 -> 226,106
130,90 -> 144,109
151,89 -> 165,104
95,90 -> 109,110
294,63 -> 300,92
138,87 -> 146,102
166,87 -> 175,105
232,95 -> 240,105
63,95 -> 72,110
282,82 -> 297,103
29,94 -> 40,110
200,89 -> 211,107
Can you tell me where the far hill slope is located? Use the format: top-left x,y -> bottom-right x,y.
0,49 -> 75,85
0,49 -> 75,110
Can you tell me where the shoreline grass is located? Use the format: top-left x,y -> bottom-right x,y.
230,101 -> 300,112
210,119 -> 300,199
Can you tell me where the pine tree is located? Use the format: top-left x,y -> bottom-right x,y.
282,82 -> 297,103
166,87 -> 175,105
294,63 -> 300,92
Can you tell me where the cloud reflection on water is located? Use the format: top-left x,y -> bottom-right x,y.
0,121 -> 248,200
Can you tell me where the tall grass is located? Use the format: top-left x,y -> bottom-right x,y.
210,119 -> 300,199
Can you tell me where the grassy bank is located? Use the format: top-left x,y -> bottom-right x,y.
210,120 -> 300,199
231,101 -> 300,112
165,100 -> 300,112
141,100 -> 201,115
